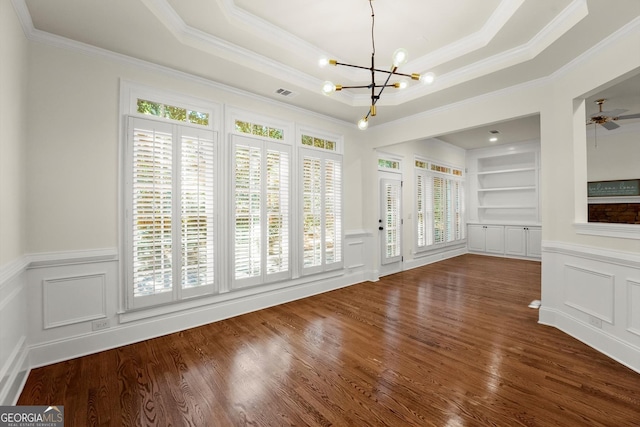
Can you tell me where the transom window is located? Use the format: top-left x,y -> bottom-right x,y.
301,134 -> 336,151
235,119 -> 284,140
378,158 -> 401,170
136,98 -> 210,127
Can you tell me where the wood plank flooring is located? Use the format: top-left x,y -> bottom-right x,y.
18,255 -> 640,426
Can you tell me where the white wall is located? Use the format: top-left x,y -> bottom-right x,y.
587,123 -> 640,181
0,1 -> 30,405
0,2 -> 28,265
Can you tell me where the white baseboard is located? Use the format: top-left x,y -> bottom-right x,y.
539,307 -> 640,374
404,246 -> 467,270
0,337 -> 29,405
0,259 -> 29,405
541,241 -> 640,375
28,270 -> 367,368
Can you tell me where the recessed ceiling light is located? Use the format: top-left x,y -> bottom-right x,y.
489,137 -> 498,142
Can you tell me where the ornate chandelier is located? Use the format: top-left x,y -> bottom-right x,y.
320,0 -> 435,130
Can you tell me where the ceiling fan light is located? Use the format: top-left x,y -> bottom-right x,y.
357,118 -> 369,130
321,81 -> 337,95
420,72 -> 435,85
392,48 -> 408,67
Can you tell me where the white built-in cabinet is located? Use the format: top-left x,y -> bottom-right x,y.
504,226 -> 542,258
468,225 -> 505,254
466,140 -> 541,260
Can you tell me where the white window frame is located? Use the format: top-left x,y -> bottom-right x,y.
227,107 -> 294,289
297,126 -> 344,275
415,157 -> 465,254
120,81 -> 221,311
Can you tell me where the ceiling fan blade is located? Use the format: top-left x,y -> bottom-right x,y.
615,113 -> 640,120
601,121 -> 620,130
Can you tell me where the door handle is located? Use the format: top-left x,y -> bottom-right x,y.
379,226 -> 384,231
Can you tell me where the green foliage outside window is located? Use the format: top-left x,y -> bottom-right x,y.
301,134 -> 336,151
136,99 -> 210,126
235,120 -> 284,140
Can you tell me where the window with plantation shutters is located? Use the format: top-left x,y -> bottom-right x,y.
433,176 -> 446,245
415,159 -> 465,252
381,177 -> 402,265
125,116 -> 216,309
232,135 -> 291,287
300,147 -> 343,275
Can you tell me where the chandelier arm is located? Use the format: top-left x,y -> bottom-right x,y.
339,84 -> 397,89
333,62 -> 374,72
333,62 -> 416,79
371,64 -> 395,109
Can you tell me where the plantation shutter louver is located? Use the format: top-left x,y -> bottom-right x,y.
266,149 -> 289,274
301,148 -> 343,275
180,128 -> 216,295
324,158 -> 342,265
233,135 -> 291,287
446,179 -> 454,243
131,121 -> 173,300
234,142 -> 262,281
381,178 -> 402,265
433,176 -> 445,245
302,156 -> 322,269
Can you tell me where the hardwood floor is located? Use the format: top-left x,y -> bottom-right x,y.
18,255 -> 640,426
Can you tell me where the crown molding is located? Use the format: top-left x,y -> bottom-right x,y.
550,15 -> 640,82
9,0 -> 34,35
15,19 -> 352,129
408,0 -> 525,72
118,0 -> 591,108
139,0 -> 324,95
11,0 -> 633,118
368,0 -> 588,106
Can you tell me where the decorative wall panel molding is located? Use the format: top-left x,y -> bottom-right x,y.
628,279 -> 640,337
563,264 -> 614,323
43,273 -> 107,329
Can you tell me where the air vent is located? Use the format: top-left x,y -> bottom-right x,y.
275,88 -> 298,98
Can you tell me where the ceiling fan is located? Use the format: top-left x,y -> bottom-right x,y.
586,98 -> 640,130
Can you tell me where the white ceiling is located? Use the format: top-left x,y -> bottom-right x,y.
17,0 -> 640,148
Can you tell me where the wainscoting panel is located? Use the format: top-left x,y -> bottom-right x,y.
0,258 -> 29,405
43,273 -> 107,329
628,279 -> 640,337
26,234 -> 378,369
540,241 -> 640,374
346,240 -> 365,269
344,230 -> 374,280
26,249 -> 119,361
563,264 -> 614,323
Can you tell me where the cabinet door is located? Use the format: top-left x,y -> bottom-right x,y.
484,226 -> 505,254
467,225 -> 486,252
504,227 -> 526,256
527,227 -> 542,258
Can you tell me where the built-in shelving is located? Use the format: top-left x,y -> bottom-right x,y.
466,141 -> 540,224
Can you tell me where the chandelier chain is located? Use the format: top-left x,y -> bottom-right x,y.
370,0 -> 376,57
